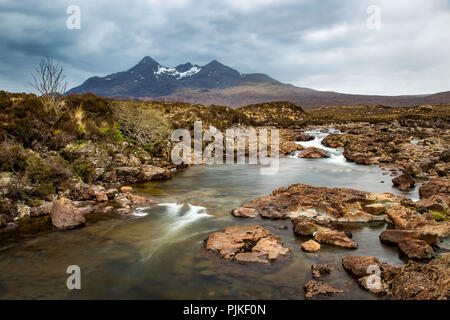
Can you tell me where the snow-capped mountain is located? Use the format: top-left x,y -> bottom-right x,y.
66,56 -> 281,98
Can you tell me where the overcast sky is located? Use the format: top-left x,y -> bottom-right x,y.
1,0 -> 449,95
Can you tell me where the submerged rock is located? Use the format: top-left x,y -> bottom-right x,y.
204,225 -> 289,264
311,264 -> 331,279
303,280 -> 343,300
50,198 -> 85,230
301,239 -> 321,252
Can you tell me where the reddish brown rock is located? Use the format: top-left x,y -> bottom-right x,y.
379,229 -> 438,246
204,225 -> 289,264
50,198 -> 86,230
301,239 -> 321,252
342,255 -> 383,278
303,280 -> 343,300
398,239 -> 435,260
392,173 -> 415,191
419,177 -> 450,200
298,147 -> 328,159
314,228 -> 358,249
296,133 -> 315,142
231,207 -> 259,218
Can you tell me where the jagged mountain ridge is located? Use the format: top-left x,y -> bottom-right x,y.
67,56 -> 450,108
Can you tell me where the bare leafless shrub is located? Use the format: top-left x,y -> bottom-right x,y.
30,57 -> 68,114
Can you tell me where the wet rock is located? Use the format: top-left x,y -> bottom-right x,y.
314,228 -> 358,249
292,216 -> 331,236
301,239 -> 321,252
303,280 -> 343,300
50,198 -> 85,230
204,225 -> 289,264
379,229 -> 438,246
298,147 -> 328,159
387,206 -> 450,237
398,239 -> 435,260
362,203 -> 386,215
30,201 -> 53,217
280,141 -> 304,156
389,256 -> 449,300
342,255 -> 383,278
419,177 -> 449,203
92,185 -> 108,202
231,207 -> 259,218
311,264 -> 331,278
392,173 -> 415,191
296,133 -> 315,142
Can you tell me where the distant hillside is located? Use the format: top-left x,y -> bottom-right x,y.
67,56 -> 450,108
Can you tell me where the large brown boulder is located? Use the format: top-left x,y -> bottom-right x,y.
204,225 -> 289,264
379,229 -> 438,245
303,280 -> 343,300
50,198 -> 85,230
298,147 -> 328,159
398,239 -> 434,260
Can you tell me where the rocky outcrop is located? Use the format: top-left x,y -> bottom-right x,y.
389,256 -> 449,300
303,280 -> 343,300
301,239 -> 321,252
204,225 -> 289,264
50,198 -> 86,230
298,147 -> 328,159
343,254 -> 450,299
232,183 -> 406,222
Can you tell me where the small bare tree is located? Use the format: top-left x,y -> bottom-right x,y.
30,57 -> 68,113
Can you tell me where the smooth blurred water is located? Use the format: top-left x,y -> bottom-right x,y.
0,129 -> 419,299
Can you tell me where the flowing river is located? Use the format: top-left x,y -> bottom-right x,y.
0,129 -> 420,299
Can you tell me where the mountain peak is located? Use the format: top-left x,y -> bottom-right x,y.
138,56 -> 160,66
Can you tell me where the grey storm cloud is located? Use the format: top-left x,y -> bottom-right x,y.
0,0 -> 449,95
